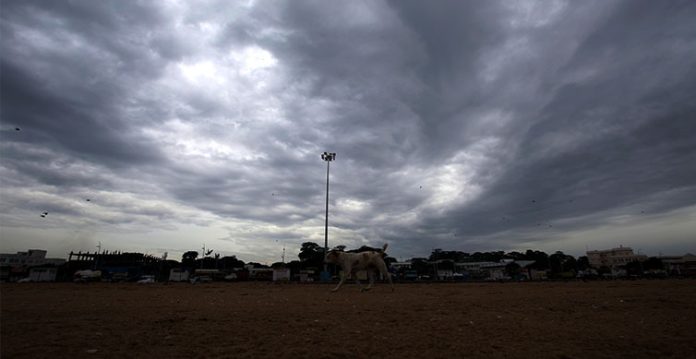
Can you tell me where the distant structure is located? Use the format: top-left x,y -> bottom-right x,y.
0,249 -> 65,268
658,253 -> 696,276
586,246 -> 647,268
0,250 -> 66,281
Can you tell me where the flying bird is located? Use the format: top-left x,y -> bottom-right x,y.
15,127 -> 21,131
86,198 -> 91,202
40,212 -> 48,218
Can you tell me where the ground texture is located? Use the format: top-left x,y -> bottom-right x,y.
2,280 -> 695,358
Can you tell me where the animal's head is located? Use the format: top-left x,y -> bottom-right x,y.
324,250 -> 342,264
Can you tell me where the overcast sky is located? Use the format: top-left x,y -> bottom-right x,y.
2,0 -> 695,263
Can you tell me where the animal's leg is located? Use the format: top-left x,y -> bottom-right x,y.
377,261 -> 395,292
354,273 -> 365,291
331,272 -> 347,292
362,270 -> 375,292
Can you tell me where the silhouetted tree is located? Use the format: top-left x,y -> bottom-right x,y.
577,256 -> 590,271
437,259 -> 455,271
410,258 -> 431,277
506,251 -> 526,261
218,256 -> 244,270
182,251 -> 198,269
643,257 -> 664,271
299,242 -> 322,261
471,251 -> 506,263
429,250 -> 470,262
526,250 -> 550,270
197,256 -> 217,269
549,251 -> 577,277
625,261 -> 644,276
286,260 -> 302,277
298,242 -> 324,270
564,256 -> 578,272
245,262 -> 268,268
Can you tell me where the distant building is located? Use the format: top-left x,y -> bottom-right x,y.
29,267 -> 58,282
273,268 -> 291,281
391,261 -> 413,270
659,253 -> 696,276
298,270 -> 315,282
0,249 -> 66,269
586,246 -> 647,268
454,260 -> 537,281
169,268 -> 190,282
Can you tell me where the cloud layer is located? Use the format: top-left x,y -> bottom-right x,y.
2,0 -> 695,262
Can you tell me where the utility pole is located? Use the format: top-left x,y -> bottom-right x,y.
321,152 -> 336,280
94,241 -> 101,270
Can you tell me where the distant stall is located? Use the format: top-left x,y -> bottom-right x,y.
273,268 -> 290,282
169,268 -> 190,282
29,267 -> 58,282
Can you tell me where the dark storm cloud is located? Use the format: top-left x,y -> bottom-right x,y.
0,0 -> 169,170
1,61 -> 164,167
1,0 -> 695,260
408,0 -> 696,248
223,1 -> 434,223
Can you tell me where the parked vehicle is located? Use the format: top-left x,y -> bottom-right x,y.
137,275 -> 156,284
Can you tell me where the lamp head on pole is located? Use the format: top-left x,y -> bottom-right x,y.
321,152 -> 336,162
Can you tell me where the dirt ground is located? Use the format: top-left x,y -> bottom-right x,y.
2,280 -> 695,359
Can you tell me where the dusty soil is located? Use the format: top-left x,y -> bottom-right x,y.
2,280 -> 695,359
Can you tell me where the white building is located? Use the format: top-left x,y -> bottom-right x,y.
0,250 -> 66,268
273,268 -> 291,281
169,268 -> 190,282
586,246 -> 647,268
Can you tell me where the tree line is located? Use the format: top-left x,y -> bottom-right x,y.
38,242 -> 669,282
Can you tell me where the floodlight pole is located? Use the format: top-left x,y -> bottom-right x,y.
321,152 -> 335,277
324,158 -> 330,257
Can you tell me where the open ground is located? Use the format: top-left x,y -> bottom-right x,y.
2,280 -> 695,358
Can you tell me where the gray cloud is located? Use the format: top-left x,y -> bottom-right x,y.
1,0 -> 695,261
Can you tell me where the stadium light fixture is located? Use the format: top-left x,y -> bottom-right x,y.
321,152 -> 336,279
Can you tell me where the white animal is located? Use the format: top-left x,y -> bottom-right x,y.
324,244 -> 394,292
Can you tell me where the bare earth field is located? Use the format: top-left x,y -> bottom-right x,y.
2,280 -> 695,359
